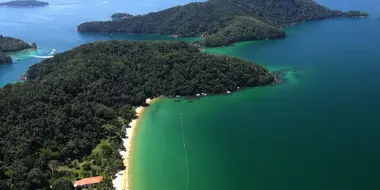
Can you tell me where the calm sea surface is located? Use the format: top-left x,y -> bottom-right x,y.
1,0 -> 380,189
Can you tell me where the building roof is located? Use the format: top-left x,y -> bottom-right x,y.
74,176 -> 103,187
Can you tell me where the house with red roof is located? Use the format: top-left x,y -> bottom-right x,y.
74,176 -> 103,188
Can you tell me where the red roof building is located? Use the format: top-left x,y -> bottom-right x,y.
74,176 -> 103,188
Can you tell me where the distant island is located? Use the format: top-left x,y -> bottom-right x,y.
77,0 -> 368,47
111,13 -> 133,20
344,10 -> 369,18
0,35 -> 37,64
0,40 -> 273,189
0,0 -> 49,7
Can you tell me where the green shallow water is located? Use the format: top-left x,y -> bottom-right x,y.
133,15 -> 380,190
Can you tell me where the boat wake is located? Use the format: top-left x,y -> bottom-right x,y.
29,55 -> 54,59
29,49 -> 56,59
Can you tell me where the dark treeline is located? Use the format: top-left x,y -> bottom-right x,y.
77,0 -> 368,47
0,41 -> 273,189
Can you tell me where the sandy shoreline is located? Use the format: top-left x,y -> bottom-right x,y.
113,98 -> 159,190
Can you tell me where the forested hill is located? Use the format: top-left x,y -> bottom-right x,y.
0,41 -> 273,189
77,0 -> 368,47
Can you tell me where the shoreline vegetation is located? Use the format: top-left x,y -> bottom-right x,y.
0,35 -> 37,64
0,40 -> 274,189
77,0 -> 368,47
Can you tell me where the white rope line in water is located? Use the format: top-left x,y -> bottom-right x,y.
180,113 -> 189,190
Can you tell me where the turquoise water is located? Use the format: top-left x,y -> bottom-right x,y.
133,1 -> 380,190
1,0 -> 380,189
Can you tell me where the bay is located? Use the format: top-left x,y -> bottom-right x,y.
133,1 -> 380,190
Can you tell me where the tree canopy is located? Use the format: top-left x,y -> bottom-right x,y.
77,0 -> 368,47
0,35 -> 32,53
0,41 -> 273,189
203,16 -> 286,47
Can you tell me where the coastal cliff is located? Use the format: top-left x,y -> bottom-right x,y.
77,0 -> 368,47
0,41 -> 273,189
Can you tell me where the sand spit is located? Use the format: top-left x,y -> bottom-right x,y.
113,98 -> 159,190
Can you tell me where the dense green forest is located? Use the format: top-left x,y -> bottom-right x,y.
203,16 -> 286,47
0,35 -> 33,53
77,0 -> 368,47
0,41 -> 273,189
0,0 -> 49,7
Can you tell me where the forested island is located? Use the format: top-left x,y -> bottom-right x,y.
77,0 -> 368,47
0,0 -> 49,7
0,35 -> 37,64
344,10 -> 369,18
0,41 -> 273,189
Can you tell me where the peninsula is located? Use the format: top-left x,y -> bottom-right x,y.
0,35 -> 37,64
0,41 -> 273,189
77,0 -> 368,47
0,0 -> 49,7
